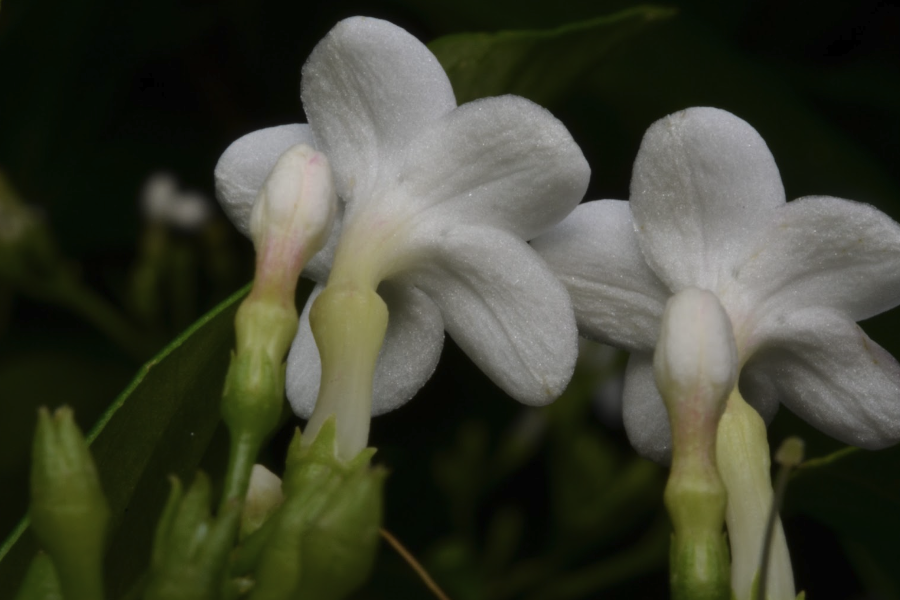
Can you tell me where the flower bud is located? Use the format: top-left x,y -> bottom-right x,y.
29,407 -> 110,600
248,420 -> 385,600
249,144 -> 337,284
654,287 -> 738,418
141,172 -> 212,231
653,289 -> 738,600
14,553 -> 62,600
0,172 -> 61,284
144,473 -> 240,600
218,146 -> 336,507
241,464 -> 285,539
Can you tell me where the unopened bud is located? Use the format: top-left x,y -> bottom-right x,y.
654,287 -> 738,419
141,172 -> 212,231
30,407 -> 110,600
241,464 -> 284,539
13,553 -> 62,600
654,289 -> 737,600
145,473 -> 240,600
249,420 -> 385,600
249,144 -> 336,281
0,172 -> 60,283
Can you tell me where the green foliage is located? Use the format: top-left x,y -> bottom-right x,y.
0,284 -> 250,598
786,445 -> 900,600
428,6 -> 675,106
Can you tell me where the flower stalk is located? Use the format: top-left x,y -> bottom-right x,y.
716,390 -> 795,600
303,283 -> 388,461
654,289 -> 734,600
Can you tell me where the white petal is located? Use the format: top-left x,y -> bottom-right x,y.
532,200 -> 668,352
743,307 -> 900,449
630,107 -> 785,290
301,17 -> 456,203
395,95 -> 590,240
285,282 -> 446,418
405,224 -> 578,405
370,281 -> 445,415
735,195 -> 900,325
621,353 -> 672,465
285,284 -> 325,419
214,124 -> 314,236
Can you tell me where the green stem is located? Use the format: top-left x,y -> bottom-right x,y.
304,283 -> 388,461
716,390 -> 795,600
220,432 -> 262,511
757,438 -> 803,600
665,406 -> 730,600
55,554 -> 105,600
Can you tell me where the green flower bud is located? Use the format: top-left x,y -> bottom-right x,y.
30,407 -> 110,600
247,419 -> 385,600
13,553 -> 62,600
144,473 -> 241,600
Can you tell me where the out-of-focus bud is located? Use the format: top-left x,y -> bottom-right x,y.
0,172 -> 61,285
13,553 -> 62,600
248,144 -> 336,280
248,420 -> 385,600
144,473 -> 240,600
654,287 -> 737,418
30,407 -> 110,600
654,289 -> 737,600
141,172 -> 213,231
241,464 -> 284,539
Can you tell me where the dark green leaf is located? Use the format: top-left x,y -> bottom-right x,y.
786,445 -> 900,600
0,283 -> 250,598
427,6 -> 676,106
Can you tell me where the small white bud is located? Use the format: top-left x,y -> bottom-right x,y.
654,287 -> 738,416
140,172 -> 212,230
249,144 -> 336,263
241,464 -> 284,539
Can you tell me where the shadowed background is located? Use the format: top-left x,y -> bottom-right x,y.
2,0 -> 900,598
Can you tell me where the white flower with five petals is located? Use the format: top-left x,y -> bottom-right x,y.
214,17 -> 590,435
533,106 -> 900,464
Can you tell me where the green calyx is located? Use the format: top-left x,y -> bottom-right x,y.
236,419 -> 386,600
220,291 -> 300,506
144,473 -> 242,600
29,407 -> 110,600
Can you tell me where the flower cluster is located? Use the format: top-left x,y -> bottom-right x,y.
205,14 -> 900,600
216,17 -> 590,445
534,106 -> 900,463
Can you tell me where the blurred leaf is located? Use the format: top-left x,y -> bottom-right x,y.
428,6 -> 676,106
786,445 -> 900,600
0,283 -> 250,598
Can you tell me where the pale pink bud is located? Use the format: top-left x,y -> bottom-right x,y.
249,145 -> 336,280
654,287 -> 738,420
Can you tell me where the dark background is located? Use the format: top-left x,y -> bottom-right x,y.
2,0 -> 900,598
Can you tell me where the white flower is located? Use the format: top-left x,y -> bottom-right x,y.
533,106 -> 900,464
141,172 -> 212,230
214,17 -> 589,420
